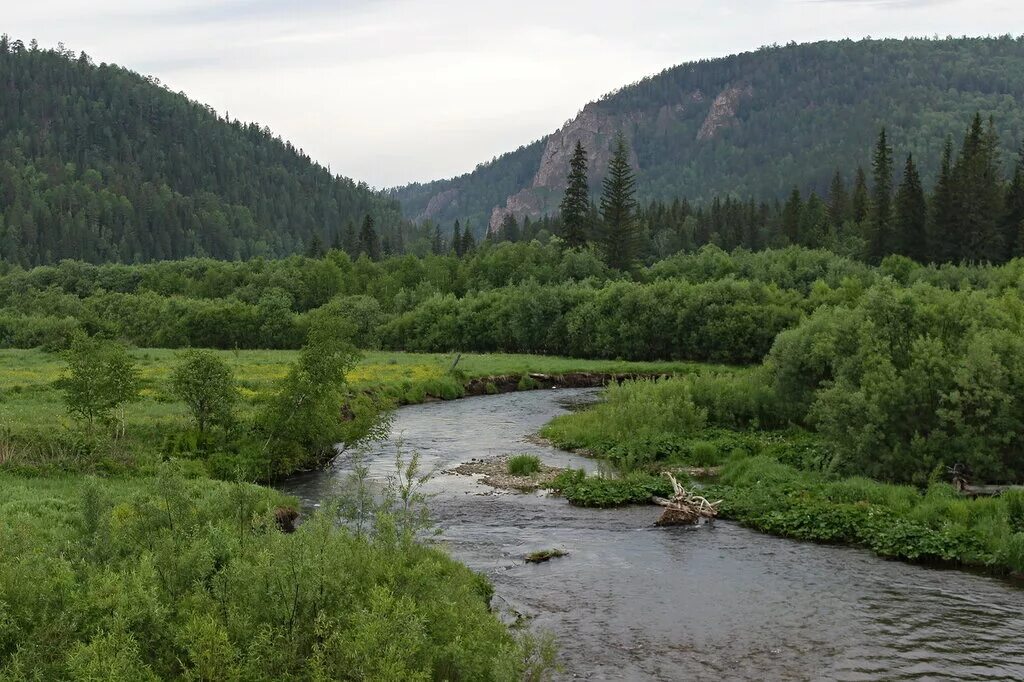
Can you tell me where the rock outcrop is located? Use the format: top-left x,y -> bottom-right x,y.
696,84 -> 753,141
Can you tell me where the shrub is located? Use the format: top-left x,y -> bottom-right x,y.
549,470 -> 674,507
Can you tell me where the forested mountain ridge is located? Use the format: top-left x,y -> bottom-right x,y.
0,37 -> 406,266
394,36 -> 1024,236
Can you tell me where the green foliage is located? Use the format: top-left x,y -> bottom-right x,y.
507,454 -> 542,476
170,349 -> 238,433
0,470 -> 534,679
550,469 -> 674,507
58,334 -> 140,432
396,37 -> 1024,237
0,42 -> 406,266
257,318 -> 382,478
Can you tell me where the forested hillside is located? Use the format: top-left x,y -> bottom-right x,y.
0,37 -> 406,266
395,37 -> 1024,235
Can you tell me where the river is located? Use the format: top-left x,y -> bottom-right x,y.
278,389 -> 1024,681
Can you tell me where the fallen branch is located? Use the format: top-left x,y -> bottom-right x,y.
653,472 -> 721,526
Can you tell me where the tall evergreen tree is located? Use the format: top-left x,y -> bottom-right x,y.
305,234 -> 325,259
343,220 -> 358,256
782,187 -> 802,245
894,154 -> 928,261
358,214 -> 381,261
499,213 -> 521,243
431,224 -> 444,255
952,114 -> 1004,262
451,220 -> 463,256
868,128 -> 894,263
560,140 -> 590,248
827,170 -> 849,231
1004,144 -> 1024,259
851,166 -> 870,224
930,137 -> 957,262
461,226 -> 476,255
599,134 -> 639,270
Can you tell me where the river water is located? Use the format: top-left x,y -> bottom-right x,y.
278,389 -> 1024,681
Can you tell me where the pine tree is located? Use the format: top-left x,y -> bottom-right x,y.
599,133 -> 639,270
868,128 -> 894,263
827,170 -> 849,231
952,114 -> 1004,262
894,154 -> 928,261
1004,145 -> 1024,259
930,137 -> 957,262
560,140 -> 590,248
358,214 -> 381,260
782,187 -> 802,244
851,166 -> 870,224
451,220 -> 463,256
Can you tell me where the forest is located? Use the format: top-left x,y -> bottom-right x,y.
396,36 -> 1024,231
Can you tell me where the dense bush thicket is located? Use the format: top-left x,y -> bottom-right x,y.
7,243 -> 1024,364
0,471 -> 538,680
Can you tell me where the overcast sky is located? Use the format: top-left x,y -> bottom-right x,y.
5,0 -> 1021,187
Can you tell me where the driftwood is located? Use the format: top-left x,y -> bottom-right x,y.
950,463 -> 1024,498
652,472 -> 722,526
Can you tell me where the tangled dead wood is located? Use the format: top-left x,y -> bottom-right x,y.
652,472 -> 721,526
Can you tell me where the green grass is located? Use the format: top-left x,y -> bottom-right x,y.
507,454 -> 542,476
0,348 -> 718,437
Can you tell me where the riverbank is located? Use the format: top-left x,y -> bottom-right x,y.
539,378 -> 1024,577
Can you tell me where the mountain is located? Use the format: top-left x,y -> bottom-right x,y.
394,37 -> 1024,237
0,37 -> 405,266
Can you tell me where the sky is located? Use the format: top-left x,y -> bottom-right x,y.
5,0 -> 1022,188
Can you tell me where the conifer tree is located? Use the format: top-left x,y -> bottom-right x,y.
451,220 -> 463,256
868,128 -> 894,263
894,154 -> 928,261
800,191 -> 827,248
431,224 -> 444,255
305,234 -> 325,258
358,214 -> 381,261
952,114 -> 1004,262
500,213 -> 520,243
930,137 -> 957,262
461,226 -> 476,255
851,166 -> 870,224
599,133 -> 639,270
827,170 -> 849,231
343,220 -> 358,256
560,140 -> 590,248
1004,145 -> 1024,259
782,187 -> 802,244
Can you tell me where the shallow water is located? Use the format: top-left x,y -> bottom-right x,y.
278,389 -> 1024,681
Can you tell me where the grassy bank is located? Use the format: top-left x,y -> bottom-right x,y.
540,376 -> 1024,576
0,348 -> 713,434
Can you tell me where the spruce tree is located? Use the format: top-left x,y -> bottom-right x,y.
599,133 -> 639,270
358,214 -> 381,261
431,224 -> 444,255
1004,145 -> 1024,259
305,234 -> 325,258
451,220 -> 462,256
851,166 -> 870,224
500,213 -> 520,243
827,170 -> 849,231
461,226 -> 476,255
930,137 -> 957,262
952,114 -> 1004,262
894,154 -> 928,261
560,140 -> 590,248
868,128 -> 894,263
782,187 -> 802,245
